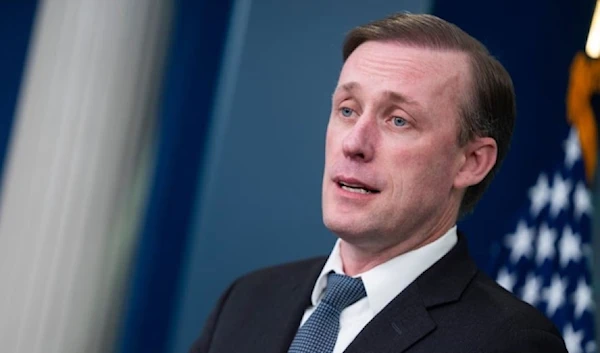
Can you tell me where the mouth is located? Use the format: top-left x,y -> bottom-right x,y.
336,179 -> 380,194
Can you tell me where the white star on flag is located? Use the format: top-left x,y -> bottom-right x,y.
573,278 -> 594,319
521,273 -> 542,306
542,274 -> 566,317
573,181 -> 592,220
559,226 -> 582,267
496,267 -> 516,292
529,173 -> 550,216
550,173 -> 572,217
564,128 -> 582,169
586,341 -> 596,353
536,223 -> 557,265
564,324 -> 584,353
504,221 -> 534,263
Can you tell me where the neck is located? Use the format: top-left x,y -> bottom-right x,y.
339,207 -> 457,276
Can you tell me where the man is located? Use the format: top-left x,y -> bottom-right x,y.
191,13 -> 567,353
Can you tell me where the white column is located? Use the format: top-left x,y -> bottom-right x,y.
0,1 -> 171,352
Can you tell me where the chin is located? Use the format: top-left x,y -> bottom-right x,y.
323,214 -> 372,239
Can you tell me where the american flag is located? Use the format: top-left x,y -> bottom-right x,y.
492,127 -> 596,353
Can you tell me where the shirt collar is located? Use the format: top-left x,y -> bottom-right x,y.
310,226 -> 458,316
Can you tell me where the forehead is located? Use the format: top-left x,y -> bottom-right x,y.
336,40 -> 471,115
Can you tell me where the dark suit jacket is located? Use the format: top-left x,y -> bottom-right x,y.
191,235 -> 567,353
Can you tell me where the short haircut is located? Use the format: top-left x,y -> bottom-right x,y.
343,13 -> 516,216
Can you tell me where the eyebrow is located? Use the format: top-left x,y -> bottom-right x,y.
332,82 -> 360,98
333,81 -> 422,110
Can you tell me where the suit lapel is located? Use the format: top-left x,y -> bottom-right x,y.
344,234 -> 478,353
343,284 -> 436,353
251,257 -> 326,353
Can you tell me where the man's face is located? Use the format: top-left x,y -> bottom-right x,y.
322,40 -> 472,249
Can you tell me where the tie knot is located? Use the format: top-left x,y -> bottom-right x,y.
322,272 -> 366,311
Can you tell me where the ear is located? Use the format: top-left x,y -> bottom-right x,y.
453,137 -> 498,189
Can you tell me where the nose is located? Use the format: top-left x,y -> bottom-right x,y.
342,115 -> 376,162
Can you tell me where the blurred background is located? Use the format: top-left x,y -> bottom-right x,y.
0,0 -> 599,352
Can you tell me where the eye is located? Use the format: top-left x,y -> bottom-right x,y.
392,116 -> 407,127
340,107 -> 354,117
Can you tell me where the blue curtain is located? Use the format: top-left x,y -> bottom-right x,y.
117,1 -> 234,352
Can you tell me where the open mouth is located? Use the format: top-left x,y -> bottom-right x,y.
337,181 -> 380,194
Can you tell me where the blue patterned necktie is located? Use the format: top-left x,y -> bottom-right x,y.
288,272 -> 367,353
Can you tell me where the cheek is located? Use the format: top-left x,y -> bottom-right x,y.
389,143 -> 457,192
324,122 -> 341,162
423,148 -> 462,193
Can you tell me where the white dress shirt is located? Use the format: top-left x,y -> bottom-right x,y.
298,226 -> 458,353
